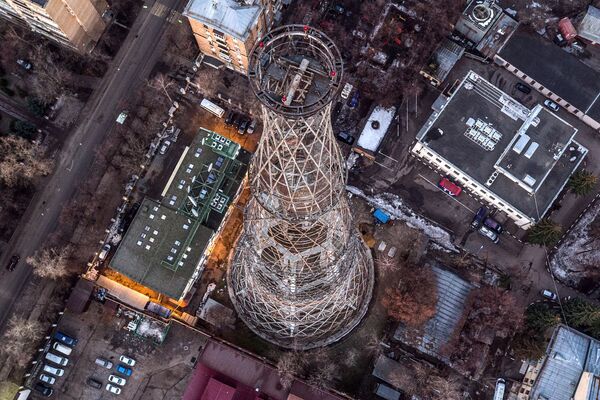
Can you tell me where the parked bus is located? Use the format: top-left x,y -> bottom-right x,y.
494,378 -> 506,400
200,99 -> 225,118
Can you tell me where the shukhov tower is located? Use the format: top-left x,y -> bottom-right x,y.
227,25 -> 374,349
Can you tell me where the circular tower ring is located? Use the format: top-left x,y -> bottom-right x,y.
247,25 -> 344,118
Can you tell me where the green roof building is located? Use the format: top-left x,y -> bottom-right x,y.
111,128 -> 249,300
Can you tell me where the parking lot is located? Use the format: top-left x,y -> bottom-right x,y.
30,300 -> 208,399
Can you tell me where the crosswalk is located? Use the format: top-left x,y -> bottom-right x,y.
150,1 -> 169,17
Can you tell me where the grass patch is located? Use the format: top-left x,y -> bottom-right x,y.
0,381 -> 20,400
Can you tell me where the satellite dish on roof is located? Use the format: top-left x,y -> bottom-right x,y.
188,196 -> 198,207
191,208 -> 199,217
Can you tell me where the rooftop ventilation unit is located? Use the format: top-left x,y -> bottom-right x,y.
512,134 -> 530,154
469,1 -> 496,28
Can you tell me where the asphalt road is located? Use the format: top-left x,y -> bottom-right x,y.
0,0 -> 183,330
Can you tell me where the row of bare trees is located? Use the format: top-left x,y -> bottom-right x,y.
0,316 -> 43,368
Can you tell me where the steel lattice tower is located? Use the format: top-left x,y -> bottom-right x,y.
227,25 -> 374,349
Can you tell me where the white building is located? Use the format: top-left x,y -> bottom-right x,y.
412,71 -> 587,229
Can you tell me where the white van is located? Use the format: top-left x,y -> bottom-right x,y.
45,352 -> 68,366
42,364 -> 64,376
52,342 -> 72,356
494,378 -> 506,400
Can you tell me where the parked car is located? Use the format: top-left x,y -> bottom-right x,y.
98,244 -> 111,261
336,131 -> 355,145
483,217 -> 503,234
54,331 -> 77,346
45,352 -> 68,366
86,378 -> 102,389
224,110 -> 235,125
471,207 -> 487,229
16,59 -> 32,70
52,341 -> 72,356
438,178 -> 462,196
116,364 -> 132,376
42,364 -> 64,377
108,375 -> 127,386
106,384 -> 122,395
478,225 -> 499,244
515,82 -> 531,94
95,357 -> 113,369
33,383 -> 52,397
39,374 -> 56,385
159,139 -> 171,155
6,255 -> 19,271
119,355 -> 136,367
541,289 -> 558,301
238,118 -> 249,134
347,90 -> 360,108
543,99 -> 560,112
246,119 -> 257,134
340,82 -> 353,99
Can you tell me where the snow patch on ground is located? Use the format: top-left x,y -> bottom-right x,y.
347,185 -> 458,252
550,201 -> 600,285
136,318 -> 167,343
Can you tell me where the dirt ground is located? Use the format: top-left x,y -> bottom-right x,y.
30,301 -> 208,400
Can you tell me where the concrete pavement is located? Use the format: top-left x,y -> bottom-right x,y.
0,0 -> 184,330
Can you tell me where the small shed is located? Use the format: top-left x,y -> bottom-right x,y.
578,6 -> 600,44
558,18 -> 578,41
356,106 -> 396,154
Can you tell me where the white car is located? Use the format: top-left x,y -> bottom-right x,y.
45,352 -> 68,366
340,82 -> 353,99
119,355 -> 136,367
43,364 -> 64,377
106,384 -> 122,395
39,374 -> 56,385
98,244 -> 111,261
541,289 -> 558,301
543,99 -> 560,112
108,375 -> 126,386
159,140 -> 171,155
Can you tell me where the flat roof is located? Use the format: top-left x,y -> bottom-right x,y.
183,0 -> 262,41
111,198 -> 214,299
162,128 -> 249,231
111,129 -> 248,299
356,106 -> 396,152
578,6 -> 600,44
497,26 -> 600,120
417,71 -> 585,220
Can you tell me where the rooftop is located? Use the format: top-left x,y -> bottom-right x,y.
356,106 -> 396,152
111,198 -> 214,299
456,0 -> 502,43
417,70 -> 586,220
161,128 -> 249,231
393,264 -> 473,361
578,6 -> 600,44
183,0 -> 262,41
532,325 -> 600,400
497,25 -> 600,120
111,129 -> 248,299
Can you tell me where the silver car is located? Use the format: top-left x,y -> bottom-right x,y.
478,225 -> 499,243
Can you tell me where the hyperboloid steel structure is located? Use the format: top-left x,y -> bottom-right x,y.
227,25 -> 374,349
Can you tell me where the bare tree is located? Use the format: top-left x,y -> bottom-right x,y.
375,253 -> 400,275
381,263 -> 438,327
148,73 -> 174,102
0,315 -> 43,367
26,246 -> 71,279
29,44 -> 71,103
276,351 -> 304,390
0,136 -> 53,187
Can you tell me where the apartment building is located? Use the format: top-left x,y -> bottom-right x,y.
184,0 -> 282,73
1,0 -> 108,52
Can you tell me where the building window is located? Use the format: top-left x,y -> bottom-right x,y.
213,29 -> 225,39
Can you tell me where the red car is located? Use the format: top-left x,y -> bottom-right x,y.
438,178 -> 462,196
